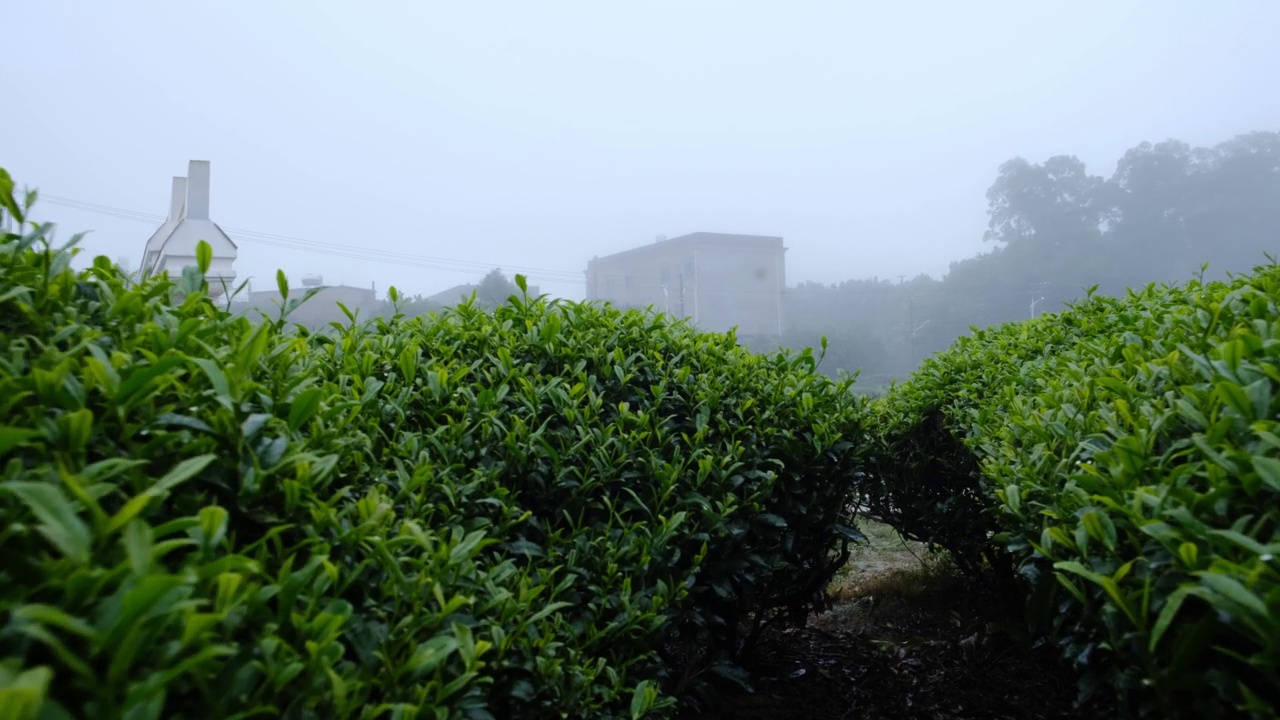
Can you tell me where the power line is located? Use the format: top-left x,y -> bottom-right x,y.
36,193 -> 588,285
42,193 -> 587,284
38,193 -> 586,279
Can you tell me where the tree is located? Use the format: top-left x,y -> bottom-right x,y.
976,155 -> 1116,319
476,268 -> 520,309
1183,131 -> 1280,277
983,155 -> 1111,251
1104,139 -> 1198,286
1099,131 -> 1280,285
781,130 -> 1279,387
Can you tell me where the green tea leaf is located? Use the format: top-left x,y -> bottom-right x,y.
11,605 -> 99,641
105,455 -> 216,533
527,601 -> 572,625
288,388 -> 325,432
1194,572 -> 1268,620
196,240 -> 213,274
154,454 -> 217,495
235,321 -> 271,373
708,662 -> 754,693
3,482 -> 92,563
1178,542 -> 1199,568
116,357 -> 184,408
406,635 -> 458,678
1252,456 -> 1280,492
191,358 -> 231,400
240,413 -> 271,440
630,679 -> 660,719
195,506 -> 229,550
1003,483 -> 1022,516
1214,380 -> 1254,420
1081,509 -> 1117,552
0,426 -> 40,456
0,665 -> 51,720
1149,585 -> 1192,651
0,167 -> 23,223
123,520 -> 153,576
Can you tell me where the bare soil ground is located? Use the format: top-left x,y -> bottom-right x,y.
681,523 -> 1113,720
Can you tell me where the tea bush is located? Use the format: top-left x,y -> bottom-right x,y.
863,292 -> 1128,572
0,173 -> 870,720
872,268 -> 1280,718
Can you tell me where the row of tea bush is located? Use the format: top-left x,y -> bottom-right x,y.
0,174 -> 871,720
869,264 -> 1280,718
5,165 -> 1277,719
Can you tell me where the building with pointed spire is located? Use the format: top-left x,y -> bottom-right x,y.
140,160 -> 238,296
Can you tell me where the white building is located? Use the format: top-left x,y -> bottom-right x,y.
585,232 -> 786,338
140,160 -> 237,296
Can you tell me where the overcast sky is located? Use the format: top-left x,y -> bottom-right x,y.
6,1 -> 1278,299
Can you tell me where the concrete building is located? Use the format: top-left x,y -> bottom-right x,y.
585,232 -> 786,337
140,160 -> 238,296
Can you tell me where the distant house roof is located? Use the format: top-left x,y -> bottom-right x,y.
232,284 -> 380,328
142,219 -> 238,267
242,284 -> 375,304
588,232 -> 784,266
426,283 -> 479,305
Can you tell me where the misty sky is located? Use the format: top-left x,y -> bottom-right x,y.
7,1 -> 1278,300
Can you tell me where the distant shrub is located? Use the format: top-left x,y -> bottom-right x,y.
0,172 -> 870,719
870,267 -> 1280,718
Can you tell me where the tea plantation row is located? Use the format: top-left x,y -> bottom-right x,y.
0,178 -> 867,720
870,265 -> 1280,718
3,171 -> 1278,719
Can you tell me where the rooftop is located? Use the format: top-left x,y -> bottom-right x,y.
589,232 -> 785,266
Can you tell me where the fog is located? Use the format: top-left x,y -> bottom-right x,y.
5,1 -> 1278,306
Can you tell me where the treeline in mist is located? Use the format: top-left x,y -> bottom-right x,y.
785,130 -> 1280,387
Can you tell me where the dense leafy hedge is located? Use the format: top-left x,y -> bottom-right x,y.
871,268 -> 1280,718
0,176 -> 870,719
864,293 -> 1129,571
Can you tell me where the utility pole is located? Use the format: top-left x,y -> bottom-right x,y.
907,298 -> 932,368
678,273 -> 686,318
1030,281 -> 1049,318
908,298 -> 915,364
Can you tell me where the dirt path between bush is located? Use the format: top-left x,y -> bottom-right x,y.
681,523 -> 1113,720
